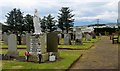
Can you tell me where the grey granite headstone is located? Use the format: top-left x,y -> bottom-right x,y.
26,33 -> 31,52
27,34 -> 48,62
7,34 -> 18,57
64,34 -> 71,45
75,28 -> 83,45
29,35 -> 41,52
58,34 -> 62,39
86,33 -> 91,41
40,33 -> 47,53
21,34 -> 26,45
3,32 -> 8,45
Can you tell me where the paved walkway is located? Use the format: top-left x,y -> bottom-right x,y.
70,36 -> 118,70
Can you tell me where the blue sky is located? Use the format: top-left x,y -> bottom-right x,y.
0,0 -> 119,26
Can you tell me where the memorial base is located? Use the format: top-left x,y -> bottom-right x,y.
7,51 -> 19,58
28,53 -> 48,63
75,39 -> 82,45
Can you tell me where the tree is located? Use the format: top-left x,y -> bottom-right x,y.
24,14 -> 34,33
58,7 -> 74,33
40,16 -> 47,32
5,8 -> 24,33
5,8 -> 24,45
43,14 -> 57,32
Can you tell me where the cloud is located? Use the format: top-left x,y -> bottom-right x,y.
0,0 -> 119,26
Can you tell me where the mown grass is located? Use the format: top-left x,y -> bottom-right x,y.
58,43 -> 93,50
82,36 -> 100,43
1,36 -> 99,49
58,36 -> 100,49
0,50 -> 25,56
1,50 -> 81,70
1,42 -> 26,49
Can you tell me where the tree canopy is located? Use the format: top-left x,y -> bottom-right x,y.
41,14 -> 57,32
58,7 -> 74,33
5,8 -> 24,33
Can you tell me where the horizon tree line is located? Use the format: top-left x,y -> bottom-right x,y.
3,7 -> 75,34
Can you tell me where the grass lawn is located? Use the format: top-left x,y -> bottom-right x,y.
1,36 -> 99,49
1,50 -> 81,70
58,43 -> 93,50
1,42 -> 26,49
82,36 -> 100,43
58,36 -> 100,50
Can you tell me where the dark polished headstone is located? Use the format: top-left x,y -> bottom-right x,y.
47,32 -> 58,52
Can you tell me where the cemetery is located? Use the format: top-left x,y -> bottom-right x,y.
0,8 -> 102,70
0,1 -> 119,70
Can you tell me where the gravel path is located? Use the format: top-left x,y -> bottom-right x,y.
69,36 -> 118,70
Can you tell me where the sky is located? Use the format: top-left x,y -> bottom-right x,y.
0,0 -> 119,26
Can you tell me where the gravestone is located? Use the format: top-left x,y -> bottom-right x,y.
92,32 -> 96,39
26,33 -> 31,52
21,34 -> 26,45
26,34 -> 48,62
47,32 -> 59,59
75,28 -> 83,45
86,33 -> 91,41
64,34 -> 71,45
47,32 -> 58,52
58,34 -> 62,39
3,32 -> 8,45
7,34 -> 18,57
58,34 -> 62,45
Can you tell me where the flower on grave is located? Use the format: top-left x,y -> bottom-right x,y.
25,51 -> 31,56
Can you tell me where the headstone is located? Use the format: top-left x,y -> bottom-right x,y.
58,34 -> 62,39
3,32 -> 8,45
47,32 -> 59,59
98,33 -> 101,38
75,28 -> 83,45
58,34 -> 62,45
26,33 -> 31,52
27,35 -> 41,62
21,34 -> 26,45
64,34 -> 71,45
40,33 -> 47,54
47,32 -> 58,52
7,34 -> 18,57
86,33 -> 91,41
29,35 -> 40,52
26,34 -> 48,62
92,32 -> 96,39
